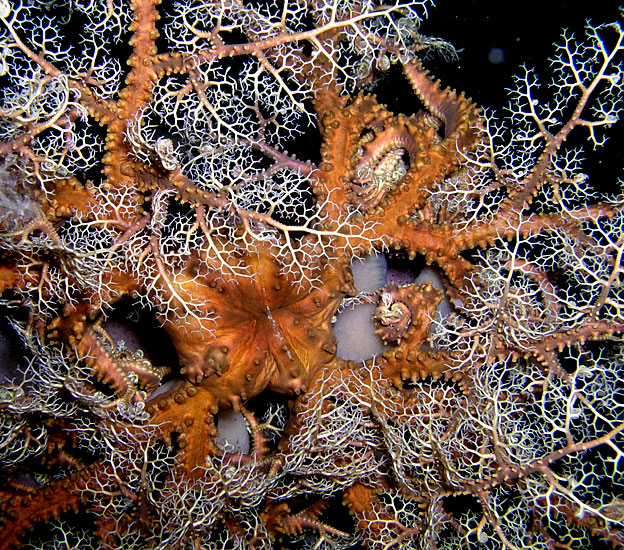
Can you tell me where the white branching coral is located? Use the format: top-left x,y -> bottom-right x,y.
0,1 -> 622,549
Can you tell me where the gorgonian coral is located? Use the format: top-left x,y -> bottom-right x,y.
0,0 -> 622,548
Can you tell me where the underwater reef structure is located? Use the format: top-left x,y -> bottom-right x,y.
0,0 -> 623,548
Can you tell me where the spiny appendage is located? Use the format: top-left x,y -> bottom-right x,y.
76,322 -> 169,404
349,116 -> 440,212
0,480 -> 84,549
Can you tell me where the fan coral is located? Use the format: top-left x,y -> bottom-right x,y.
0,0 -> 623,549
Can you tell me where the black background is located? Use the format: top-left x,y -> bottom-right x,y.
416,1 -> 624,191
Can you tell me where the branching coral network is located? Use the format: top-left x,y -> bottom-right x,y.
0,0 -> 622,548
